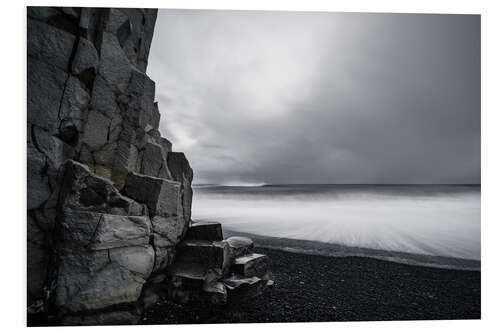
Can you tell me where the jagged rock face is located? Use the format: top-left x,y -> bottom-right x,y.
27,7 -> 193,325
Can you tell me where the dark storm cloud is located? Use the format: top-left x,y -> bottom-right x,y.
147,10 -> 480,184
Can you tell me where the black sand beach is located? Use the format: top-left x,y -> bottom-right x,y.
141,247 -> 481,324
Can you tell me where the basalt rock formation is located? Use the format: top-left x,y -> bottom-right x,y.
27,7 -> 272,326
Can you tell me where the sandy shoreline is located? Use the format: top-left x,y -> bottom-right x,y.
141,246 -> 480,324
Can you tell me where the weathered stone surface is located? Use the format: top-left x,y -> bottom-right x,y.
90,75 -> 118,118
167,152 -> 193,222
59,210 -> 151,250
54,249 -> 110,309
226,236 -> 254,258
176,240 -> 230,272
81,110 -> 110,151
151,215 -> 185,247
187,221 -> 223,241
32,126 -> 74,169
27,6 -> 59,21
60,160 -> 145,215
59,76 -> 90,141
223,276 -> 267,299
139,141 -> 171,179
27,18 -> 76,71
110,140 -> 139,190
27,145 -> 51,210
27,57 -> 68,133
103,8 -> 129,35
124,172 -> 182,217
71,37 -> 99,76
231,253 -> 269,278
58,260 -> 146,312
98,32 -> 131,92
109,245 -> 155,279
153,246 -> 175,273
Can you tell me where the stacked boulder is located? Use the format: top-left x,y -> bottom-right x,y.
142,221 -> 273,306
27,6 -> 271,326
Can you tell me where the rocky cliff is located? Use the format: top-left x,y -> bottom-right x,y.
27,7 -> 271,326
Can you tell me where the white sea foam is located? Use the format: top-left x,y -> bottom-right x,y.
192,185 -> 480,260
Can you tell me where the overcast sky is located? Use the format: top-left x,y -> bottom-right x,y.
147,10 -> 480,185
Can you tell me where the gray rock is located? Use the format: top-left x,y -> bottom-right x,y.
223,275 -> 267,300
59,210 -> 151,250
71,37 -> 99,76
90,75 -> 119,118
27,6 -> 59,21
27,145 -> 51,210
32,126 -> 74,169
81,109 -> 110,150
110,140 -> 139,190
140,141 -> 170,179
203,281 -> 227,305
168,262 -> 208,290
27,18 -> 76,71
60,7 -> 80,19
59,76 -> 90,139
176,240 -> 230,272
151,215 -> 186,247
98,32 -> 131,92
109,245 -> 155,279
186,221 -> 223,241
59,160 -> 144,215
226,236 -> 254,258
54,249 -> 110,309
153,246 -> 175,273
167,152 -> 193,222
103,8 -> 129,35
231,253 -> 269,278
123,172 -> 182,217
158,136 -> 172,154
27,57 -> 68,134
59,261 -> 146,312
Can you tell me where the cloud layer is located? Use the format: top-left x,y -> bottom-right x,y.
147,10 -> 480,184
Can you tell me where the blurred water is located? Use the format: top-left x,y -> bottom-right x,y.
192,185 -> 480,261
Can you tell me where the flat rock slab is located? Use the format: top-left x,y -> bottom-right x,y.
186,221 -> 223,241
60,209 -> 151,250
124,172 -> 182,217
222,275 -> 267,301
232,253 -> 269,278
176,240 -> 229,271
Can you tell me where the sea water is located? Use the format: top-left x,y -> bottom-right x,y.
192,185 -> 480,268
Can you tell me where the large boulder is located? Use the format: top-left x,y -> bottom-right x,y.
59,160 -> 145,216
123,172 -> 182,218
58,210 -> 151,250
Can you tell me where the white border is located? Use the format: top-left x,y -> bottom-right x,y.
3,0 -> 499,332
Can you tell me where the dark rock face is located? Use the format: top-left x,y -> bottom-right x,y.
26,6 -> 193,325
27,6 -> 270,326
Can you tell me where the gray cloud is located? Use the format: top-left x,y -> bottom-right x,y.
147,10 -> 480,184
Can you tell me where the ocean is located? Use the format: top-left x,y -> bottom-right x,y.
191,184 -> 480,270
